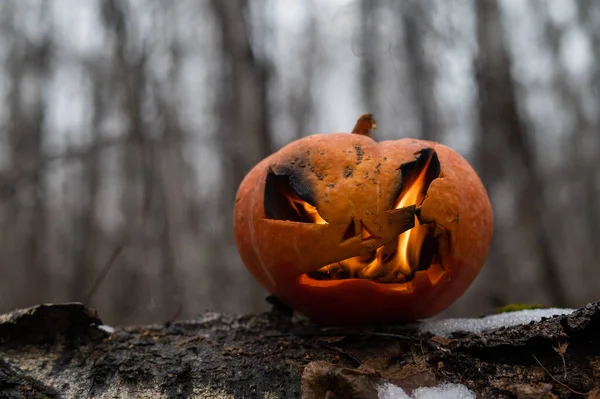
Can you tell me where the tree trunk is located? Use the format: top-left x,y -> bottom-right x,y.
474,0 -> 567,307
209,0 -> 273,312
401,1 -> 439,142
359,0 -> 380,117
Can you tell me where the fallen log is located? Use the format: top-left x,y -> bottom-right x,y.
0,301 -> 599,398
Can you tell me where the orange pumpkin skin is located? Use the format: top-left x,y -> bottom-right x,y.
234,133 -> 493,325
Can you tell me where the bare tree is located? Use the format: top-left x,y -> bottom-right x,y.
100,0 -> 157,321
209,0 -> 273,311
1,2 -> 53,302
400,1 -> 439,141
572,0 -> 600,293
359,0 -> 380,115
69,70 -> 104,301
288,1 -> 320,140
474,0 -> 567,306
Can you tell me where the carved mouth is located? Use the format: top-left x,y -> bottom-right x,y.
306,223 -> 438,284
305,149 -> 442,285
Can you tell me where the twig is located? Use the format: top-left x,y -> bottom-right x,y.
164,302 -> 184,328
553,340 -> 569,379
316,341 -> 361,367
531,353 -> 586,396
177,335 -> 201,347
361,331 -> 413,340
85,245 -> 124,303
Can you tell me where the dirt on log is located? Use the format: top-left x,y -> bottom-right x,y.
0,301 -> 599,398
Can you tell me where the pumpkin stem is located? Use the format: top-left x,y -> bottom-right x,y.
352,113 -> 377,137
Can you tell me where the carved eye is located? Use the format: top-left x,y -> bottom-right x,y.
264,170 -> 327,224
392,148 -> 441,210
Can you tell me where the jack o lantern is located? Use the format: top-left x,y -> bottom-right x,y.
234,114 -> 493,324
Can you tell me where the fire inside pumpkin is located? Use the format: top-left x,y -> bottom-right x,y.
266,148 -> 442,285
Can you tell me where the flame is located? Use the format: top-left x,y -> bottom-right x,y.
288,197 -> 328,224
392,155 -> 433,274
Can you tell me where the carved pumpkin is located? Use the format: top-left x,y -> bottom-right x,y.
234,114 -> 493,324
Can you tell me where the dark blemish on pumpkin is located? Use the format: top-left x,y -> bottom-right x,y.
306,150 -> 311,156
383,157 -> 388,161
344,166 -> 353,178
375,163 -> 381,173
453,215 -> 460,224
327,183 -> 335,188
309,164 -> 324,180
354,144 -> 364,164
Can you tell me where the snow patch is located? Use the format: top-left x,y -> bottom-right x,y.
377,383 -> 476,399
377,383 -> 409,399
420,308 -> 576,337
98,324 -> 115,334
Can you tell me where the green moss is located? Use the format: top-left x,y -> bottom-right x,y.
494,303 -> 545,314
4,376 -> 22,385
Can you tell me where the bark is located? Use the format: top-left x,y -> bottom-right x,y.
1,302 -> 599,398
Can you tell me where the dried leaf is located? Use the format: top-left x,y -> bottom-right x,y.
429,336 -> 453,346
301,361 -> 381,399
316,335 -> 347,344
587,387 -> 600,399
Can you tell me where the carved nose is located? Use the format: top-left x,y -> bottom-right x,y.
360,223 -> 374,240
341,207 -> 415,244
341,218 -> 378,242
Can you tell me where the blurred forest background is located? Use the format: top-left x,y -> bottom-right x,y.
0,0 -> 598,325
